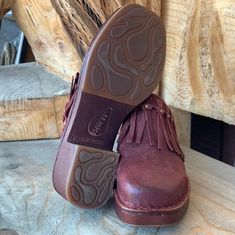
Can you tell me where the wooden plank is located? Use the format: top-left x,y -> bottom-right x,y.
161,0 -> 235,125
0,63 -> 69,141
0,139 -> 234,234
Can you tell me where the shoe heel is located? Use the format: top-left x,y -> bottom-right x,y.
68,92 -> 133,150
66,145 -> 119,208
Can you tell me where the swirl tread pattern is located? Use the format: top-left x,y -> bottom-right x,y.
84,4 -> 165,106
53,4 -> 165,210
68,147 -> 119,208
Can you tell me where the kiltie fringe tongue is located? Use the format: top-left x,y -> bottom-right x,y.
118,95 -> 184,160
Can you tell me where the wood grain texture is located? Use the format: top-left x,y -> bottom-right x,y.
51,0 -> 161,60
0,139 -> 234,235
161,0 -> 235,125
11,0 -> 81,81
0,0 -> 14,18
3,0 -> 161,80
83,0 -> 161,22
51,0 -> 99,59
170,107 -> 191,147
0,63 -> 69,141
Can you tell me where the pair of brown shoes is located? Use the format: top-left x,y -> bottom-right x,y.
52,4 -> 190,226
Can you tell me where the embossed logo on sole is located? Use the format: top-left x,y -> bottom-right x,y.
88,108 -> 112,137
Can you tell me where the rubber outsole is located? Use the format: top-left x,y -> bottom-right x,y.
67,146 -> 119,208
82,5 -> 165,106
52,3 -> 166,209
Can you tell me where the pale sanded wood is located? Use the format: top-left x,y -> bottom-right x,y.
51,0 -> 161,60
3,0 -> 160,81
82,0 -> 161,22
10,0 -> 81,81
0,0 -> 14,18
161,0 -> 235,125
0,63 -> 69,141
51,0 -> 100,58
170,107 -> 191,147
0,139 -> 234,234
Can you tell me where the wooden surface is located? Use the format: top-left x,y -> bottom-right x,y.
161,0 -> 235,125
3,0 -> 234,123
11,0 -> 82,80
1,0 -> 161,81
0,63 -> 69,141
0,0 -> 14,18
170,107 -> 191,147
84,0 -> 161,21
51,0 -> 100,59
0,139 -> 234,235
51,0 -> 161,60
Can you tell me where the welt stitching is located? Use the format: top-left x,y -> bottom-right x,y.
119,182 -> 189,211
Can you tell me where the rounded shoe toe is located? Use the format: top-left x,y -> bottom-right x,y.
116,154 -> 189,211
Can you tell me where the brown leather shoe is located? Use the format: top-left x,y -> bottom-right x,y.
114,94 -> 190,225
53,4 -> 166,208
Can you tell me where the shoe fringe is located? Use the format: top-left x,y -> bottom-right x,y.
117,96 -> 184,160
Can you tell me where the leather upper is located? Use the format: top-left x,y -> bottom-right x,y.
116,94 -> 189,211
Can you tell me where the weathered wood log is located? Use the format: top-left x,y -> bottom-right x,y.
0,63 -> 69,141
0,139 -> 234,234
0,0 -> 14,18
51,0 -> 161,60
51,0 -> 99,58
161,0 -> 235,125
10,0 -> 82,81
1,0 -> 161,81
83,0 -> 161,22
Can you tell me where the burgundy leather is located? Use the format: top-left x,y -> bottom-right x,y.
53,4 -> 166,209
116,94 -> 190,211
63,73 -> 79,125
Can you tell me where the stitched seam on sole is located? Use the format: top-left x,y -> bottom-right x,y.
116,181 -> 190,211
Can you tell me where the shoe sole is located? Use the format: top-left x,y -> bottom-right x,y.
53,3 -> 166,208
114,189 -> 189,226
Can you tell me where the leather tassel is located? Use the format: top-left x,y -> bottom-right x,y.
117,118 -> 130,144
135,112 -> 146,144
171,119 -> 185,160
145,109 -> 156,146
126,110 -> 137,143
63,73 -> 80,125
166,117 -> 178,151
152,109 -> 158,142
161,114 -> 174,151
117,95 -> 185,160
170,119 -> 182,153
157,110 -> 163,149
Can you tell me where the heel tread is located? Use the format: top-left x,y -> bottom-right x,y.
68,146 -> 119,208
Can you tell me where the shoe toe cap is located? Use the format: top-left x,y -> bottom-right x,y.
116,156 -> 189,210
